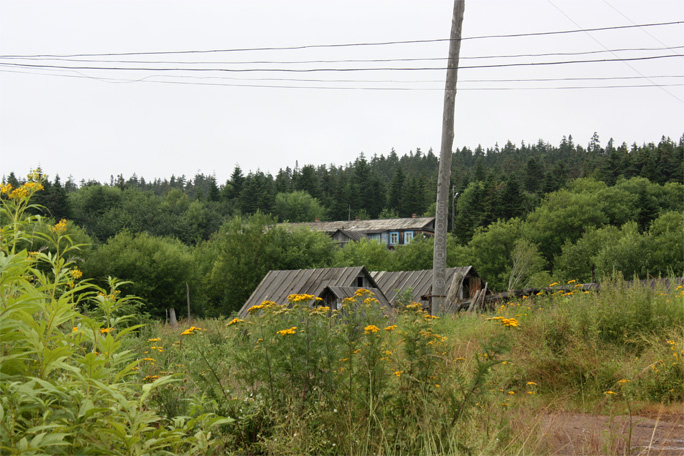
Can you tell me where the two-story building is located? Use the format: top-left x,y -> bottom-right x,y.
281,216 -> 435,248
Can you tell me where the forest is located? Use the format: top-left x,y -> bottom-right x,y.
2,132 -> 683,318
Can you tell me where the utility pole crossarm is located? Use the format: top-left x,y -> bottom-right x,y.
432,0 -> 465,315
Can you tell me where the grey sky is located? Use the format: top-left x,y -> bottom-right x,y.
1,0 -> 682,185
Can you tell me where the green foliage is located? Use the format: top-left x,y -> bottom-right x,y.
83,231 -> 197,318
201,214 -> 336,315
333,238 -> 395,271
0,182 -> 229,455
273,190 -> 326,223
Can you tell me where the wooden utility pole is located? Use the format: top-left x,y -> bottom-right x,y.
432,0 -> 465,315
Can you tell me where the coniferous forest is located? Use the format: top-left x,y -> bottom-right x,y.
2,133 -> 683,317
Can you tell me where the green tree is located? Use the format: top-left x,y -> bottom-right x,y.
83,231 -> 197,318
333,238 -> 395,271
200,214 -> 335,315
274,190 -> 326,222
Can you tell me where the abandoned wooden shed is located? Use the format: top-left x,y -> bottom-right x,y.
371,266 -> 486,312
237,266 -> 389,318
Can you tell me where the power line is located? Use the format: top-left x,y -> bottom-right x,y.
0,54 -> 680,73
2,68 -> 682,91
3,44 -> 683,66
0,20 -> 681,59
547,0 -> 683,103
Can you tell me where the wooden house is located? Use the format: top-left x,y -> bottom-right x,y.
371,266 -> 486,312
237,266 -> 391,318
281,216 -> 435,248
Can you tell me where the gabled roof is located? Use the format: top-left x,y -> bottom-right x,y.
281,217 -> 436,234
371,267 -> 477,304
238,266 -> 380,318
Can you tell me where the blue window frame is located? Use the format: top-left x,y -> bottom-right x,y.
404,231 -> 414,244
389,231 -> 399,245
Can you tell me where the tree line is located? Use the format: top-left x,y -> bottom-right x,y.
2,133 -> 682,317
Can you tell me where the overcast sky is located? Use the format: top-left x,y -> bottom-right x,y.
1,0 -> 682,185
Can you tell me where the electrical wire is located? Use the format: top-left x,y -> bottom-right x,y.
547,0 -> 683,103
3,44 -> 683,65
0,20 -> 681,59
2,68 -> 682,91
0,54 -> 680,73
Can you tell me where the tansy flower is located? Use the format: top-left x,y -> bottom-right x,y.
567,279 -> 576,284
72,327 -> 78,332
277,327 -> 297,336
227,318 -> 244,326
549,282 -> 559,287
617,379 -> 630,384
364,325 -> 380,334
526,381 -> 537,386
100,327 -> 114,334
384,325 -> 397,331
148,338 -> 161,342
604,391 -> 617,395
393,371 -> 403,377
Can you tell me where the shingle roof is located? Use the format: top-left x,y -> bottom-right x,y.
371,267 -> 475,304
238,266 -> 380,318
281,217 -> 435,234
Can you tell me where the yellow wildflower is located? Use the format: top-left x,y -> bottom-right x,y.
604,391 -> 617,395
143,375 -> 160,382
617,379 -> 630,384
526,381 -> 537,386
549,282 -> 559,287
384,325 -> 398,331
69,268 -> 83,280
508,391 -> 515,395
100,327 -> 114,334
72,327 -> 78,332
143,358 -> 156,362
51,219 -> 68,233
0,183 -> 13,194
276,326 -> 297,336
227,318 -> 244,326
393,371 -> 403,377
288,294 -> 315,303
364,325 -> 380,334
148,338 -> 161,342
568,279 -> 576,284
181,326 -> 203,335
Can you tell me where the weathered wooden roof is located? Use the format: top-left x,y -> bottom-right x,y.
371,267 -> 476,303
321,286 -> 392,309
282,217 -> 436,234
335,230 -> 367,242
238,266 -> 380,318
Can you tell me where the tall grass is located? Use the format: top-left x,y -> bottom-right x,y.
135,278 -> 683,455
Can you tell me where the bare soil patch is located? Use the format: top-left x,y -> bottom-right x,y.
536,408 -> 684,455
